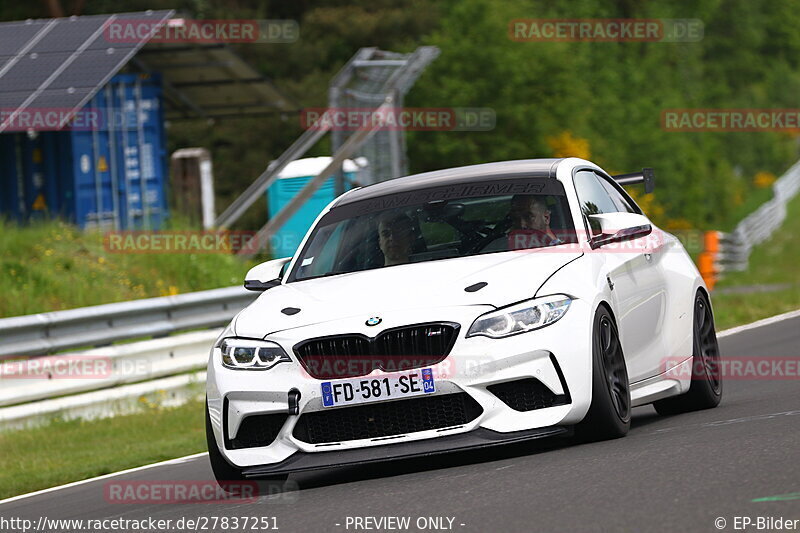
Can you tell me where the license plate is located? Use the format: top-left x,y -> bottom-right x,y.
321,368 -> 435,408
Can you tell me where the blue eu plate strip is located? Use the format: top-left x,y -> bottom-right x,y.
321,382 -> 334,407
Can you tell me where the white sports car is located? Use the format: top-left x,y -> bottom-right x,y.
205,157 -> 722,485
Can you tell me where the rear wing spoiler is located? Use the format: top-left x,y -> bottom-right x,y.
612,168 -> 655,194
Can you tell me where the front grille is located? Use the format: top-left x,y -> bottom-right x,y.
226,413 -> 287,450
292,392 -> 482,444
488,378 -> 570,412
294,322 -> 459,379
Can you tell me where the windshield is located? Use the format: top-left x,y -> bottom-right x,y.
288,179 -> 576,282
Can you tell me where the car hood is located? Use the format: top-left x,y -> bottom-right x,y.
234,249 -> 582,338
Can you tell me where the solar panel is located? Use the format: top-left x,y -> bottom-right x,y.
0,10 -> 295,128
0,20 -> 49,57
27,15 -> 109,53
0,90 -> 38,108
0,53 -> 64,94
0,10 -> 173,132
134,43 -> 296,119
22,87 -> 97,111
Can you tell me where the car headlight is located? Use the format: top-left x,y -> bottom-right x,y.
217,338 -> 291,370
467,295 -> 572,339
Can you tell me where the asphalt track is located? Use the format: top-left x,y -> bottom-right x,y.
2,313 -> 799,533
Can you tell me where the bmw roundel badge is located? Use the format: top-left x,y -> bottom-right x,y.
366,317 -> 382,327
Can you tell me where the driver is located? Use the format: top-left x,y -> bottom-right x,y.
485,195 -> 560,251
377,212 -> 415,266
511,195 -> 555,235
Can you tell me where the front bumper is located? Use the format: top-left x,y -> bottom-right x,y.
206,300 -> 593,470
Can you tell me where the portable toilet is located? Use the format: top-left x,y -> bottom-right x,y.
266,157 -> 362,258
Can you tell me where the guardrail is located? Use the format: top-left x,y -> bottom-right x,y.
0,285 -> 255,358
0,370 -> 207,432
0,277 -> 257,429
0,329 -> 219,407
0,329 -> 217,430
698,160 -> 800,288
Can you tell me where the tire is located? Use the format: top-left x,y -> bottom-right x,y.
654,291 -> 722,415
205,401 -> 289,492
575,305 -> 631,441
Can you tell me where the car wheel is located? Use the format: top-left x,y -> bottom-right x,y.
205,401 -> 289,491
654,291 -> 722,415
576,305 -> 631,441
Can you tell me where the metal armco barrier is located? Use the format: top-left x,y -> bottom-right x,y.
0,285 -> 255,358
0,329 -> 219,407
699,160 -> 800,289
0,369 -> 207,432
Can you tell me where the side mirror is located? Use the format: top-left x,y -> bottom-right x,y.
244,257 -> 291,292
587,212 -> 652,249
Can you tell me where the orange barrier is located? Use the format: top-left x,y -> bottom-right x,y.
698,231 -> 720,290
703,230 -> 720,254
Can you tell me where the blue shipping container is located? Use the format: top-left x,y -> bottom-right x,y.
0,134 -> 22,220
0,132 -> 58,223
266,157 -> 359,257
0,73 -> 168,230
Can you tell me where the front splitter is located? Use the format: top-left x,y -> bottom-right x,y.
240,426 -> 570,478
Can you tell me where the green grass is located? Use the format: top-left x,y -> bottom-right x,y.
719,186 -> 775,233
712,289 -> 800,331
0,400 -> 207,500
711,192 -> 800,330
0,219 -> 260,317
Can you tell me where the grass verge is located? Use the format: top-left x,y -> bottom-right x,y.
711,191 -> 800,330
0,399 -> 207,500
713,288 -> 800,331
0,219 -> 260,317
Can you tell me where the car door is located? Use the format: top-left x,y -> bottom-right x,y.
596,171 -> 670,380
573,169 -> 666,383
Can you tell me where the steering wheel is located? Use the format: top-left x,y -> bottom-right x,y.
462,218 -> 512,254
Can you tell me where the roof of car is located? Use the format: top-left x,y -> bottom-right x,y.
334,158 -> 564,207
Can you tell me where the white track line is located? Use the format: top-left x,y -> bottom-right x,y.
2,307 -> 799,507
0,452 -> 207,507
717,308 -> 800,338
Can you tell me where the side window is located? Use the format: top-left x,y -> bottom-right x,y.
596,173 -> 638,214
573,170 -> 618,217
